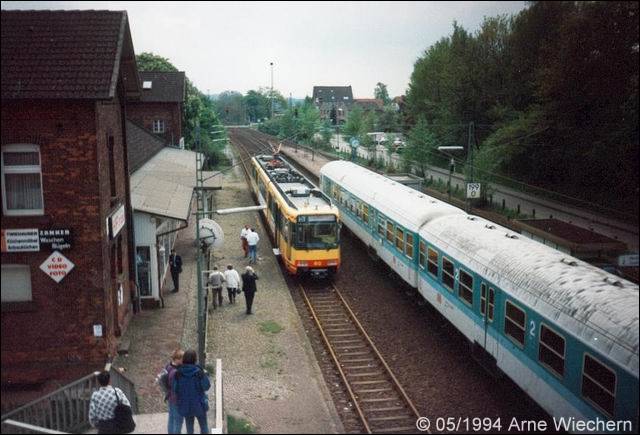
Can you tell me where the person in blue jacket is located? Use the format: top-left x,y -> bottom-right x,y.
172,349 -> 211,434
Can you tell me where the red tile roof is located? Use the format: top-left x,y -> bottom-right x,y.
1,10 -> 131,99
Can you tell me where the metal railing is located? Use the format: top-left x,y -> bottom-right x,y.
1,363 -> 137,434
210,358 -> 225,434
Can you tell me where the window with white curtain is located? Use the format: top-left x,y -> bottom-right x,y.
1,265 -> 33,302
1,144 -> 44,215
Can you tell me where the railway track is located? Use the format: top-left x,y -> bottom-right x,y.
300,283 -> 423,434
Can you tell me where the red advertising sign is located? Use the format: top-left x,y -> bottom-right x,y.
39,250 -> 75,283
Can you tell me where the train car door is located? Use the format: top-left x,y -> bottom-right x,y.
480,282 -> 498,356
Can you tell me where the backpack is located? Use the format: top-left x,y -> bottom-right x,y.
111,387 -> 136,434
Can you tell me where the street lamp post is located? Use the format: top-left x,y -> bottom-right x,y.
270,62 -> 274,119
437,146 -> 463,201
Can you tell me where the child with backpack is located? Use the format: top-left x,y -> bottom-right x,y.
156,349 -> 184,434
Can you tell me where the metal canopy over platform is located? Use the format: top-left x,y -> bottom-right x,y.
131,147 -> 222,221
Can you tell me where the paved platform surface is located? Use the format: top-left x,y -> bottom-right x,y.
204,148 -> 343,434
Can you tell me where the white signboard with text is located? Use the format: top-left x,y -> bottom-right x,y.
1,228 -> 40,252
109,204 -> 126,238
40,250 -> 75,283
466,183 -> 481,199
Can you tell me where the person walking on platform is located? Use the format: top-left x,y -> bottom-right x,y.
172,350 -> 210,435
240,224 -> 250,258
156,349 -> 184,434
169,249 -> 183,293
208,266 -> 225,311
246,228 -> 260,264
241,266 -> 259,315
224,264 -> 241,304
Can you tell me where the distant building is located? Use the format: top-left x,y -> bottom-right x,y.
127,71 -> 186,147
353,98 -> 384,113
1,9 -> 139,396
312,86 -> 353,124
392,95 -> 406,113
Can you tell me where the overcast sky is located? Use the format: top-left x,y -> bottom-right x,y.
2,1 -> 526,98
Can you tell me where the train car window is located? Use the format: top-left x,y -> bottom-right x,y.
386,222 -> 394,243
539,324 -> 565,378
442,257 -> 455,290
582,354 -> 616,417
459,270 -> 473,306
505,301 -> 526,347
488,288 -> 495,321
419,240 -> 426,269
428,248 -> 439,278
283,221 -> 290,242
378,217 -> 385,237
405,233 -> 414,259
395,227 -> 405,252
362,204 -> 369,224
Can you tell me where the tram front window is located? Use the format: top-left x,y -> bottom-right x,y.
295,215 -> 339,249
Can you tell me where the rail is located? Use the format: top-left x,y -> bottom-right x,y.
299,283 -> 424,434
1,363 -> 138,434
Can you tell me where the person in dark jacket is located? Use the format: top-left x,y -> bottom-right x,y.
172,350 -> 210,434
241,266 -> 259,315
169,249 -> 183,293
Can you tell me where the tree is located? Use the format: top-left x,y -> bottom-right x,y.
403,118 -> 443,176
374,82 -> 391,105
343,106 -> 364,142
213,91 -> 245,125
136,52 -> 178,71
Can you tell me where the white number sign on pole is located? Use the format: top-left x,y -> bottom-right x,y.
466,182 -> 481,199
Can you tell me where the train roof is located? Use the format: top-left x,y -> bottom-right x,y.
254,154 -> 335,214
321,160 -> 464,229
420,214 -> 639,377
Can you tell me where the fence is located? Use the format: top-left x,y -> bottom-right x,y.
1,363 -> 137,434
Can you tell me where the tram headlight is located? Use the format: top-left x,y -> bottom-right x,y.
327,260 -> 338,266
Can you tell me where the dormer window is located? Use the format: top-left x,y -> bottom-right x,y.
152,119 -> 165,134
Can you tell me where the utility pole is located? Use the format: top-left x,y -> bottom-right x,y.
195,123 -> 206,367
270,62 -> 274,118
465,121 -> 475,213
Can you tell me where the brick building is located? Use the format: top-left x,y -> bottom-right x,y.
127,71 -> 186,146
1,10 -> 139,397
312,85 -> 353,124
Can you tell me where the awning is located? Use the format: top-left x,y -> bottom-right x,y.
131,148 -> 221,221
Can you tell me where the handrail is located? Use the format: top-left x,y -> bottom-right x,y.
1,363 -> 138,434
211,358 -> 225,434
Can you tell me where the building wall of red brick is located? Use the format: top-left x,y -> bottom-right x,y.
127,102 -> 182,145
1,94 -> 132,384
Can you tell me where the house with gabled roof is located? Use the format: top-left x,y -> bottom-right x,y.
127,71 -> 186,147
312,85 -> 353,124
1,9 -> 140,400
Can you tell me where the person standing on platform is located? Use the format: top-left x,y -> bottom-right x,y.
246,228 -> 260,264
223,264 -> 241,304
173,350 -> 210,435
240,224 -> 250,258
241,266 -> 259,315
208,266 -> 225,311
169,249 -> 183,293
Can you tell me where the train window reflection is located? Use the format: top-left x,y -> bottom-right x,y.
442,257 -> 454,290
295,221 -> 339,249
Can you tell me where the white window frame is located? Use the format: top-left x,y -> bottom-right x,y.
152,119 -> 165,134
418,240 -> 426,269
1,264 -> 33,302
458,268 -> 474,307
442,256 -> 455,291
504,300 -> 526,348
538,323 -> 566,379
581,353 -> 616,417
1,144 -> 44,216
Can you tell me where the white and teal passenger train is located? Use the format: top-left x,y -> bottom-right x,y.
320,160 -> 638,432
